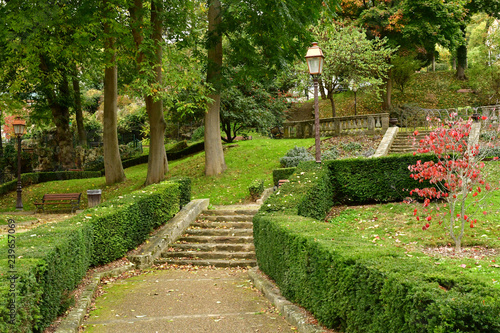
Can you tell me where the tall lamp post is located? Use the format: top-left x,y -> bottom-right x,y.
305,42 -> 324,163
13,117 -> 26,210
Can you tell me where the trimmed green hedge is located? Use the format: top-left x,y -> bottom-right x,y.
170,177 -> 191,208
327,153 -> 438,204
88,182 -> 180,265
248,179 -> 264,200
256,154 -> 500,332
253,215 -> 500,332
0,171 -> 102,196
0,180 -> 185,332
272,167 -> 296,186
87,141 -> 205,172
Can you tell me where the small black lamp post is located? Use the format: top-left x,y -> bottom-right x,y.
13,117 -> 26,210
305,42 -> 325,163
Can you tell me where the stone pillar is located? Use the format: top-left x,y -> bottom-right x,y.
381,113 -> 389,131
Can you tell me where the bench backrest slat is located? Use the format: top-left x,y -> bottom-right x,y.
42,193 -> 81,201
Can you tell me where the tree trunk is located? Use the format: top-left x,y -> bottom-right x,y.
144,0 -> 168,186
456,26 -> 467,80
456,44 -> 467,80
50,79 -> 74,169
329,95 -> 336,117
39,55 -> 74,169
72,67 -> 87,147
205,94 -> 226,175
205,0 -> 226,176
432,53 -> 436,72
318,78 -> 327,100
382,69 -> 393,110
145,95 -> 168,185
0,108 -> 3,157
103,14 -> 126,185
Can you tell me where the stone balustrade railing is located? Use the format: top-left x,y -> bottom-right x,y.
283,113 -> 389,138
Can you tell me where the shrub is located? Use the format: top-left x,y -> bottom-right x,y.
253,214 -> 500,332
248,179 -> 264,200
190,126 -> 205,142
321,146 -> 339,161
89,182 -> 180,265
254,154 -> 500,332
85,141 -> 205,172
272,167 -> 296,186
0,180 -> 186,332
340,142 -> 362,152
279,146 -> 314,168
328,154 -> 438,204
170,177 -> 191,208
167,140 -> 188,152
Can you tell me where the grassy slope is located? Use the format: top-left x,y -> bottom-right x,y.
0,136 -> 315,212
305,71 -> 485,119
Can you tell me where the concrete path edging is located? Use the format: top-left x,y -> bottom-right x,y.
249,267 -> 329,333
55,263 -> 135,333
127,199 -> 210,269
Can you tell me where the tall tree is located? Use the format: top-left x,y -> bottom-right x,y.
0,0 -> 100,168
313,21 -> 395,116
103,0 -> 126,185
203,0 -> 335,175
340,0 -> 464,109
455,0 -> 500,80
127,0 -> 192,185
205,0 -> 226,176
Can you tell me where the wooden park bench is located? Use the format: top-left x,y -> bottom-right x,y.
34,193 -> 82,213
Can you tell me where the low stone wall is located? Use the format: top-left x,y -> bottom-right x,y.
283,113 -> 389,138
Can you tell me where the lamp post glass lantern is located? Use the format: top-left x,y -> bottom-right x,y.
305,42 -> 324,163
13,117 -> 26,210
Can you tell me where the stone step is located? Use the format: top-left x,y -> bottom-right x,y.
191,221 -> 254,229
200,215 -> 255,222
155,257 -> 257,267
201,209 -> 258,216
184,228 -> 253,237
176,235 -> 254,244
162,251 -> 256,260
170,243 -> 255,252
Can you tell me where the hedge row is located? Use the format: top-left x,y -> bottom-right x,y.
327,153 -> 438,204
255,154 -> 500,332
0,180 -> 185,332
253,215 -> 500,332
0,171 -> 102,196
266,154 -> 438,220
87,141 -> 205,172
272,167 -> 296,186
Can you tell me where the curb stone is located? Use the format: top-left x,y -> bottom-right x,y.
248,267 -> 330,333
55,263 -> 135,333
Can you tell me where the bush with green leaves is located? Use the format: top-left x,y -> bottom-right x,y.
254,156 -> 500,332
248,179 -> 264,200
190,126 -> 205,142
272,167 -> 297,186
340,142 -> 362,152
322,146 -> 339,161
0,180 -> 186,332
279,146 -> 314,168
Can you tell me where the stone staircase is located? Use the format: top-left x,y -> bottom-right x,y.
156,207 -> 258,267
388,130 -> 431,154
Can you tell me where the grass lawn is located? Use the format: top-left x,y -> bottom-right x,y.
0,136 -> 315,211
326,161 -> 500,286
